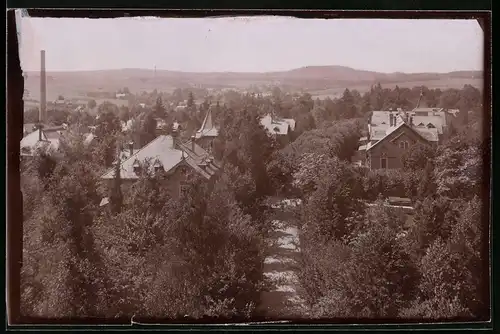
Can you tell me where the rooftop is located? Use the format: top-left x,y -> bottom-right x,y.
101,135 -> 220,180
260,114 -> 296,136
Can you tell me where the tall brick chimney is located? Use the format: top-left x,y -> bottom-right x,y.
40,50 -> 47,124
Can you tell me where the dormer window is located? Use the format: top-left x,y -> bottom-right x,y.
178,166 -> 188,176
380,152 -> 388,169
132,159 -> 141,174
153,159 -> 163,173
273,126 -> 280,133
427,123 -> 435,128
418,122 -> 425,127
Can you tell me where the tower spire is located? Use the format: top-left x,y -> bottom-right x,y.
414,87 -> 424,110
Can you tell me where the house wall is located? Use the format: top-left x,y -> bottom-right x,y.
368,126 -> 429,170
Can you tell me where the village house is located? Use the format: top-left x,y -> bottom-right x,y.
354,107 -> 453,170
259,113 -> 296,146
100,127 -> 221,206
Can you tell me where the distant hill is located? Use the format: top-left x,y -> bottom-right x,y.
23,66 -> 483,101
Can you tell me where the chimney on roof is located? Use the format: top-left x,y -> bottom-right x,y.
389,113 -> 393,127
191,135 -> 195,152
40,50 -> 47,124
409,116 -> 414,126
38,127 -> 42,141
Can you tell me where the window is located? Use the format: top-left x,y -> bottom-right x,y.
399,140 -> 410,150
427,123 -> 435,128
153,159 -> 163,173
380,152 -> 388,169
132,159 -> 141,174
179,182 -> 189,197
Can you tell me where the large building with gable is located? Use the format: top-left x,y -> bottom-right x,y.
20,125 -> 67,158
101,126 -> 220,203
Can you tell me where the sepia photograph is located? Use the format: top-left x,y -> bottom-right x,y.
10,10 -> 490,325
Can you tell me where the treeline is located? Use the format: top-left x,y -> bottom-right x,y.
310,83 -> 483,126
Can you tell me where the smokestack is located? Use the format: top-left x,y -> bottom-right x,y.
40,50 -> 47,124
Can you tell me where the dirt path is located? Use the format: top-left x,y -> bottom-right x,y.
258,199 -> 307,319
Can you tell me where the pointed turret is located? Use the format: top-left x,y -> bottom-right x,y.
414,87 -> 424,110
195,108 -> 219,139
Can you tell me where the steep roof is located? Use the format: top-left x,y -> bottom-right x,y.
411,115 -> 445,134
101,135 -> 220,180
195,108 -> 219,139
369,112 -> 405,141
260,114 -> 296,135
369,110 -> 446,141
413,127 -> 439,142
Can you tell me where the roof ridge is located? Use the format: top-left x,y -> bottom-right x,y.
367,122 -> 429,152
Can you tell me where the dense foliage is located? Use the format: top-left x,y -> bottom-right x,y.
285,83 -> 487,320
20,82 -> 487,321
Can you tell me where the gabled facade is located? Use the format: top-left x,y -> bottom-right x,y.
361,122 -> 433,170
355,110 -> 443,170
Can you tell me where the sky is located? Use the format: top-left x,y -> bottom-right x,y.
16,13 -> 484,74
